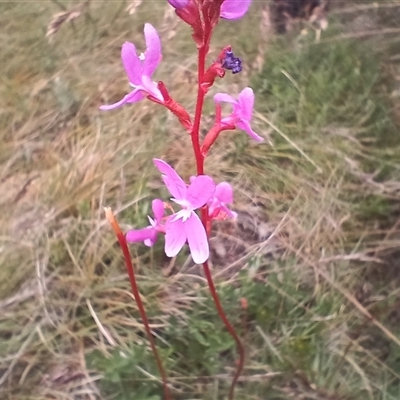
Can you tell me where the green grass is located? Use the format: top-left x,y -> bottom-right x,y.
1,1 -> 400,399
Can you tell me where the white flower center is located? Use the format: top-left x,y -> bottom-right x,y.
176,209 -> 192,222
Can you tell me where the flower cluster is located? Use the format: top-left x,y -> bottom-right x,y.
126,159 -> 235,264
101,0 -> 262,265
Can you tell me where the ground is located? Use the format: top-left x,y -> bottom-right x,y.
1,1 -> 400,399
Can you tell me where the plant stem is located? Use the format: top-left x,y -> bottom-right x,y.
191,40 -> 245,399
104,208 -> 171,400
191,45 -> 207,174
202,261 -> 245,400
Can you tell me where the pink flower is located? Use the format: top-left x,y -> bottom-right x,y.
126,199 -> 165,246
100,23 -> 163,111
208,182 -> 237,220
214,87 -> 263,142
154,159 -> 215,264
167,0 -> 188,8
220,0 -> 252,20
167,0 -> 251,21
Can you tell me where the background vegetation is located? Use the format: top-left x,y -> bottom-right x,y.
1,1 -> 400,399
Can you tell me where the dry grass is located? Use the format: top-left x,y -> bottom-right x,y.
1,1 -> 400,399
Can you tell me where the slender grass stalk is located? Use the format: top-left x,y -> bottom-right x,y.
104,207 -> 171,400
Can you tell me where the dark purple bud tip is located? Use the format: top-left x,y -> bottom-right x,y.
222,50 -> 242,74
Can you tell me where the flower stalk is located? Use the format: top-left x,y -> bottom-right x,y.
104,208 -> 171,400
192,41 -> 244,400
191,44 -> 207,174
203,261 -> 246,399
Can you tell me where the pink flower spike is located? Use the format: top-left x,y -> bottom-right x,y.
220,0 -> 252,20
167,0 -> 189,9
208,182 -> 237,220
126,199 -> 165,247
100,23 -> 163,111
153,158 -> 215,264
214,87 -> 263,142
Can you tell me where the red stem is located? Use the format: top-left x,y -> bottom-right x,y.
104,208 -> 171,400
190,45 -> 207,174
203,261 -> 246,399
191,37 -> 245,398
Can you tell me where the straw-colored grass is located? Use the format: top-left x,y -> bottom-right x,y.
1,1 -> 400,399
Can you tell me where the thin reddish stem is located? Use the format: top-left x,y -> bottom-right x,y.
104,208 -> 171,400
202,261 -> 245,399
190,45 -> 207,174
191,35 -> 245,398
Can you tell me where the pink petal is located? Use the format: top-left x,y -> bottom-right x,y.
143,23 -> 162,78
121,42 -> 142,85
215,182 -> 234,204
208,197 -> 218,216
165,217 -> 187,257
167,0 -> 189,9
236,119 -> 263,142
144,231 -> 158,246
141,75 -> 163,101
208,182 -> 235,219
220,204 -> 237,219
214,92 -> 237,105
220,0 -> 252,20
185,212 -> 209,264
152,199 -> 165,221
153,159 -> 187,200
237,87 -> 254,121
126,227 -> 157,246
220,116 -> 237,126
99,89 -> 144,110
186,175 -> 215,209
